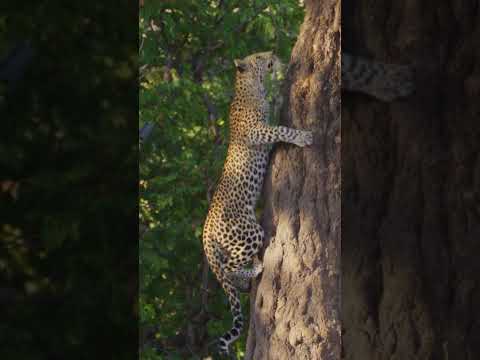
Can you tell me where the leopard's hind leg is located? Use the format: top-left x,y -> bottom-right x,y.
216,221 -> 264,355
223,220 -> 264,284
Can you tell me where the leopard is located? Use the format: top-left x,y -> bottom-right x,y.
202,50 -> 414,356
202,51 -> 313,356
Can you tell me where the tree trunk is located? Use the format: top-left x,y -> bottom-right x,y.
245,1 -> 341,359
342,1 -> 480,359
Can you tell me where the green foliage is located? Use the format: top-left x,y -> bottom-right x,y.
139,1 -> 304,358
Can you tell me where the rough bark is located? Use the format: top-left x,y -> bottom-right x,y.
245,1 -> 341,359
342,1 -> 480,359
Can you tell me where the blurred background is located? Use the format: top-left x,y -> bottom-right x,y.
1,2 -> 138,359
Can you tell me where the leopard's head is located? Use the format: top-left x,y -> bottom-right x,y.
233,51 -> 279,84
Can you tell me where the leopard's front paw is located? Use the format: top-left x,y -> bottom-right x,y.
293,130 -> 313,147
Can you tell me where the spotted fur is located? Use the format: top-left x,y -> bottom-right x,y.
342,53 -> 415,101
202,51 -> 313,355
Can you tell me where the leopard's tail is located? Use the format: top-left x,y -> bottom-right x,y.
206,238 -> 244,355
342,53 -> 415,102
218,278 -> 243,355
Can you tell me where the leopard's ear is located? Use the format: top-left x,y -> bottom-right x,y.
234,59 -> 247,73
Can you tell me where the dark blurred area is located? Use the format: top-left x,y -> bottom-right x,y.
0,2 -> 138,359
342,1 -> 480,359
